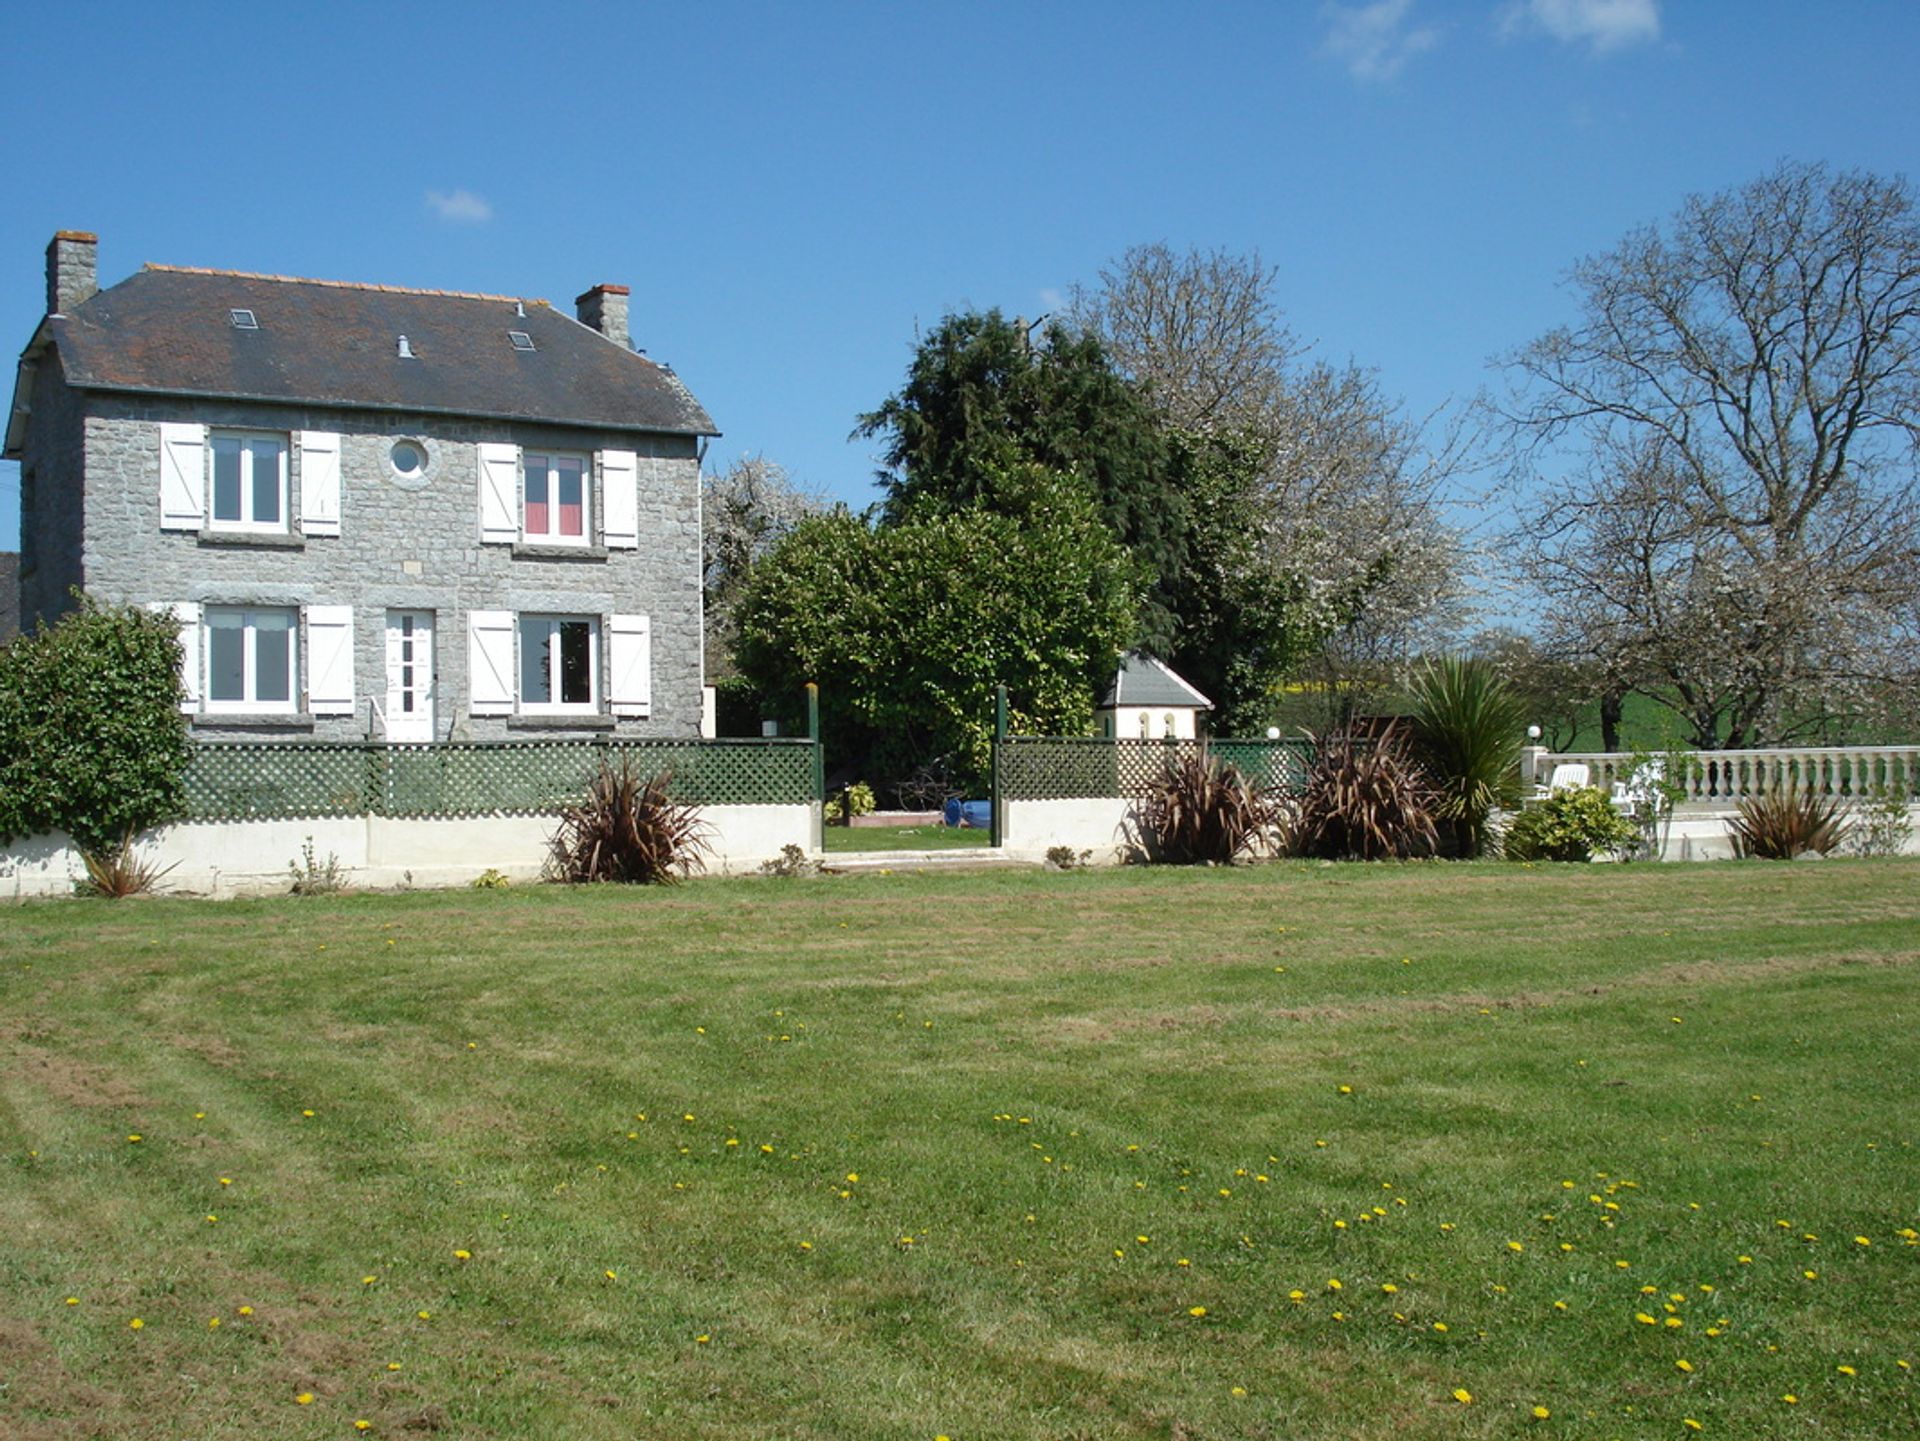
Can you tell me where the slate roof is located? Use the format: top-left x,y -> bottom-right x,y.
1097,651 -> 1213,710
35,265 -> 716,436
0,551 -> 18,644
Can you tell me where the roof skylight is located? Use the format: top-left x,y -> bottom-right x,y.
229,308 -> 258,330
508,330 -> 535,351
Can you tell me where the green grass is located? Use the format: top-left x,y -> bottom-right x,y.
3,861 -> 1918,1440
822,822 -> 992,852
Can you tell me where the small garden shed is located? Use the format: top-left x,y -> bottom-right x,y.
1094,651 -> 1212,740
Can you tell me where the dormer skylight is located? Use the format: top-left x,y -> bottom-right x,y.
508,330 -> 536,352
229,308 -> 258,330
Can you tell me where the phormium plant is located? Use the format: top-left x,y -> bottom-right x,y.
548,761 -> 710,884
1725,786 -> 1850,860
1131,752 -> 1290,865
1408,655 -> 1530,858
1289,730 -> 1439,861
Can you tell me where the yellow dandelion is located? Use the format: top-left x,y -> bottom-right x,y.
362,1276 -> 377,1286
1684,1420 -> 1702,1432
128,1317 -> 144,1330
1381,1283 -> 1398,1294
416,1310 -> 432,1320
1452,1388 -> 1473,1404
1188,1305 -> 1207,1317
1338,1085 -> 1353,1095
695,1333 -> 710,1344
387,1362 -> 402,1371
295,1393 -> 314,1405
237,1306 -> 253,1316
1838,1365 -> 1857,1377
1508,1240 -> 1524,1252
355,1424 -> 372,1433
218,1177 -> 232,1186
604,1270 -> 617,1280
1433,1322 -> 1449,1333
454,1249 -> 471,1261
65,1296 -> 78,1306
1327,1278 -> 1343,1291
1855,1235 -> 1872,1247
1532,1404 -> 1550,1419
1676,1359 -> 1694,1373
127,1134 -> 143,1143
1230,1385 -> 1248,1397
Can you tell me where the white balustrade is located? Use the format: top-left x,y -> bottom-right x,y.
1531,746 -> 1920,806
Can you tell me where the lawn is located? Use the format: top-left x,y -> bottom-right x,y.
822,821 -> 992,852
2,860 -> 1917,1440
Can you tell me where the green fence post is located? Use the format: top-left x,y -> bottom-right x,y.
991,683 -> 1007,849
807,682 -> 824,852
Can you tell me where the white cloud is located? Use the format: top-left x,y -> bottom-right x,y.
1322,0 -> 1442,82
424,189 -> 494,224
1498,0 -> 1660,54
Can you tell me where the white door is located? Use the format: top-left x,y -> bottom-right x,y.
384,610 -> 435,741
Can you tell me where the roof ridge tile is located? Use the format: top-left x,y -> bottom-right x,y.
141,263 -> 547,307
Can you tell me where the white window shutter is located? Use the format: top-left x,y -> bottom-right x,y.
304,605 -> 355,715
148,601 -> 201,713
600,449 -> 639,548
298,431 -> 342,536
158,422 -> 206,531
609,613 -> 651,717
468,610 -> 515,715
477,443 -> 520,544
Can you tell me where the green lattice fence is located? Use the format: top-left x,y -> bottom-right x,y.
998,737 -> 1315,801
184,739 -> 817,822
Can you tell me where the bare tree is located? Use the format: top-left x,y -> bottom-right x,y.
701,455 -> 824,680
1068,242 -> 1299,434
1504,162 -> 1920,747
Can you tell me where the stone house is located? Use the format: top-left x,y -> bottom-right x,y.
4,231 -> 717,741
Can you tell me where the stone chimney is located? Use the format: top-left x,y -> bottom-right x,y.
46,231 -> 98,316
575,283 -> 630,349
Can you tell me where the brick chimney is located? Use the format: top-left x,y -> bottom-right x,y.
575,284 -> 630,349
46,231 -> 98,316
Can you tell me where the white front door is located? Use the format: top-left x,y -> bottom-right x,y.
384,610 -> 435,742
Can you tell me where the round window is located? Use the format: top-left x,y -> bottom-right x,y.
390,440 -> 428,476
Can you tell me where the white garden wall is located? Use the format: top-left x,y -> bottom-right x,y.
0,804 -> 813,900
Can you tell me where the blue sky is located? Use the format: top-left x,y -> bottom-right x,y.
3,1 -> 1916,552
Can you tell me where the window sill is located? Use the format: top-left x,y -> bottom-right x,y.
191,713 -> 317,730
507,714 -> 617,731
512,542 -> 608,562
197,529 -> 307,550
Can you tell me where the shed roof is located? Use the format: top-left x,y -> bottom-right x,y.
29,264 -> 716,437
1097,651 -> 1213,710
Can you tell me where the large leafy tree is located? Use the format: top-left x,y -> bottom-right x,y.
733,466 -> 1138,787
855,310 -> 1186,649
1071,245 -> 1470,728
700,453 -> 824,680
1503,161 -> 1920,747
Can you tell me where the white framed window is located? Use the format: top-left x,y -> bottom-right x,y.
522,451 -> 591,544
204,606 -> 298,713
209,432 -> 289,532
517,614 -> 598,713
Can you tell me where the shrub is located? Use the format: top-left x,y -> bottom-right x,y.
1130,752 -> 1291,865
547,762 -> 710,884
1841,784 -> 1913,858
470,868 -> 513,890
824,781 -> 877,823
1408,655 -> 1529,858
1290,731 -> 1438,861
1726,787 -> 1850,860
1503,786 -> 1640,862
759,843 -> 818,879
0,599 -> 191,858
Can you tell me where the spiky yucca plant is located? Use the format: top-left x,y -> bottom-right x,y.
1726,786 -> 1850,860
1132,753 -> 1291,865
74,832 -> 178,898
1408,655 -> 1530,858
547,762 -> 710,884
1291,731 -> 1439,861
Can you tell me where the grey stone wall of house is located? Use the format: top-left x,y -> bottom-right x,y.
0,552 -> 19,643
77,392 -> 704,741
16,356 -> 87,632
